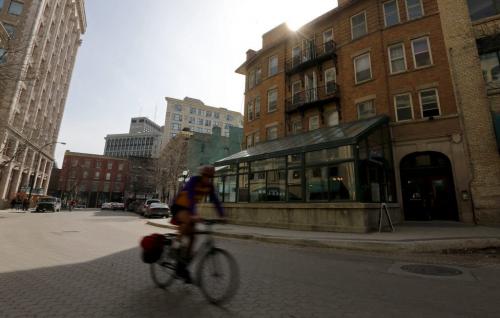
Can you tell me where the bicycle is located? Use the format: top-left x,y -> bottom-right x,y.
149,219 -> 240,305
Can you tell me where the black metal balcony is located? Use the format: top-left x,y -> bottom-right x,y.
286,40 -> 337,75
285,83 -> 340,113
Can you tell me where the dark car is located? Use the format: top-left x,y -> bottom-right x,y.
144,203 -> 170,218
35,196 -> 62,212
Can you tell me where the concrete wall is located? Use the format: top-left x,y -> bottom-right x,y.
197,202 -> 402,233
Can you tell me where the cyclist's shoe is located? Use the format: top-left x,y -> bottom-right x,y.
175,263 -> 193,284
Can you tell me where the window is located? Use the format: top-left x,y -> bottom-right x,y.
292,81 -> 302,105
106,173 -> 111,181
323,29 -> 334,53
354,53 -> 372,83
406,0 -> 424,20
383,1 -> 400,27
309,115 -> 320,131
173,113 -> 182,121
94,171 -> 100,179
214,112 -> 220,119
351,11 -> 367,39
480,51 -> 500,83
71,159 -> 79,167
0,48 -> 6,64
247,101 -> 254,121
3,23 -> 15,38
388,43 -> 407,74
116,174 -> 122,182
467,0 -> 500,21
175,104 -> 182,111
206,111 -> 212,117
394,94 -> 414,121
0,0 -> 3,10
268,88 -> 278,112
197,118 -> 204,125
205,120 -> 211,126
107,162 -> 113,170
292,120 -> 302,134
246,135 -> 253,148
171,123 -> 181,131
412,37 -> 432,68
198,109 -> 205,116
190,107 -> 196,114
188,116 -> 195,124
268,55 -> 278,76
357,100 -> 376,119
255,67 -> 262,84
96,161 -> 101,168
83,171 -> 88,179
266,126 -> 278,140
8,1 -> 23,16
248,70 -> 255,89
292,46 -> 301,67
254,132 -> 260,144
118,163 -> 124,171
255,96 -> 261,118
419,89 -> 440,118
325,68 -> 336,94
327,111 -> 339,127
227,114 -> 233,121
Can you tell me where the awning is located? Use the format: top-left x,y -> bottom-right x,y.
216,115 -> 389,165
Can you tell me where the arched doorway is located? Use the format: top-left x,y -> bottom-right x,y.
400,152 -> 458,221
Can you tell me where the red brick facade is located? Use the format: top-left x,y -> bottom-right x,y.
58,151 -> 129,207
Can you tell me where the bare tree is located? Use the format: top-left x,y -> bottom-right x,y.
157,134 -> 189,203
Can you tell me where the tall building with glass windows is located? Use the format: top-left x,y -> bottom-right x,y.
0,0 -> 86,208
104,117 -> 163,159
162,96 -> 243,145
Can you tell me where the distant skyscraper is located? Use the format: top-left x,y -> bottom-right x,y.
104,117 -> 163,159
0,0 -> 86,207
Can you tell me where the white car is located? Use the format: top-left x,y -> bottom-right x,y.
35,197 -> 61,212
144,203 -> 170,218
111,202 -> 125,210
101,202 -> 113,210
141,199 -> 161,215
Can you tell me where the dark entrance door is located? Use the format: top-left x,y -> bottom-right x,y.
400,152 -> 458,221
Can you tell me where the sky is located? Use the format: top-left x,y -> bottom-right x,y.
55,0 -> 339,165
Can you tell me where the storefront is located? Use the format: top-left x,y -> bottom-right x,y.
202,116 -> 402,232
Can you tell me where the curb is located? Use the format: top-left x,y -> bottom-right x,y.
145,221 -> 500,253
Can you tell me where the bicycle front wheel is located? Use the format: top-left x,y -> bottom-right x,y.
196,248 -> 239,304
150,246 -> 177,289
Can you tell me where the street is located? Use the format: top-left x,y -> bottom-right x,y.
1,210 -> 499,318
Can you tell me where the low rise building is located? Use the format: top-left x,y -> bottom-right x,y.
57,151 -> 129,207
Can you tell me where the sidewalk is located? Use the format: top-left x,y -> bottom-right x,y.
146,218 -> 500,253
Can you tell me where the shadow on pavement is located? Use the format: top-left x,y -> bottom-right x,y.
0,247 -> 237,317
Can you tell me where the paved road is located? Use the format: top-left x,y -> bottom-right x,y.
1,210 -> 499,317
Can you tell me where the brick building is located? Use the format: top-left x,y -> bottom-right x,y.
57,151 -> 129,208
435,0 -> 500,224
210,0 -> 491,232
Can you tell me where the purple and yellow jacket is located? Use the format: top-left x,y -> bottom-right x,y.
172,176 -> 224,217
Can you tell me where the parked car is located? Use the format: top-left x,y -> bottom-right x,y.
140,199 -> 161,215
101,202 -> 113,210
126,200 -> 144,212
144,203 -> 170,218
35,196 -> 61,212
111,202 -> 125,210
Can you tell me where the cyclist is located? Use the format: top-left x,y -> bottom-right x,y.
170,165 -> 225,283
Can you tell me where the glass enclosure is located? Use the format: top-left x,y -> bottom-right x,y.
215,124 -> 396,203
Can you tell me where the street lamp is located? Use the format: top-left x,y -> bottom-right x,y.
177,170 -> 189,183
27,141 -> 66,205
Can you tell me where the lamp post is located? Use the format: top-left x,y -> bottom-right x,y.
27,141 -> 66,206
177,170 -> 190,185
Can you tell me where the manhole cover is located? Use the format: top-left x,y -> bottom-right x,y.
400,264 -> 463,276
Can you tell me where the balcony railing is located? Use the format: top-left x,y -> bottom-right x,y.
286,40 -> 337,75
286,83 -> 339,113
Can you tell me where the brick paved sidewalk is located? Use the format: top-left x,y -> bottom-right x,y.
146,218 -> 500,253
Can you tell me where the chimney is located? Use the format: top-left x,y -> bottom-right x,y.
246,49 -> 257,61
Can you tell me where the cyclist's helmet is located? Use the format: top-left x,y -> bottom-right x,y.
199,165 -> 215,178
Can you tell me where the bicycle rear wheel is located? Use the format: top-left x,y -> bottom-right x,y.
150,246 -> 177,289
196,248 -> 239,304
